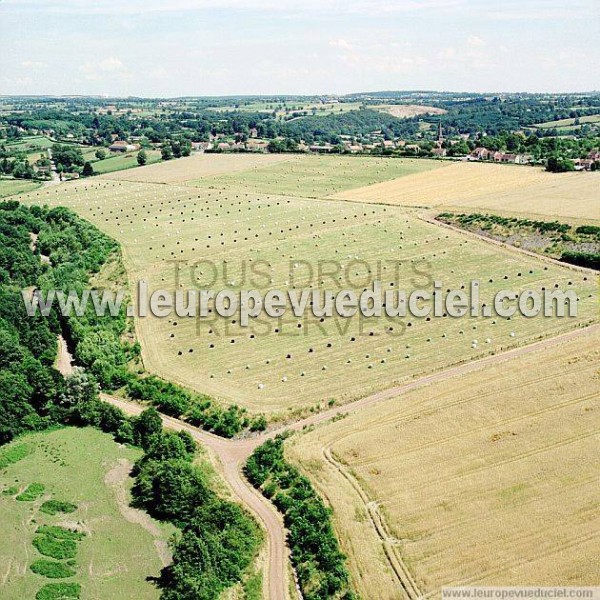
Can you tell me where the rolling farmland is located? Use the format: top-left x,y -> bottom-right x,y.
101,152 -> 294,184
186,154 -> 444,197
0,178 -> 41,198
18,154 -> 598,418
287,327 -> 600,597
331,162 -> 600,223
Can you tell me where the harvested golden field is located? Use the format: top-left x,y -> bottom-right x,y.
287,327 -> 600,598
331,162 -> 600,223
99,152 -> 294,184
20,178 -> 598,419
376,105 -> 446,118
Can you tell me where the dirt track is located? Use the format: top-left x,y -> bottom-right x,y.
68,323 -> 599,600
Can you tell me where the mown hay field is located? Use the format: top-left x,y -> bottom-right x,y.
20,176 -> 598,418
0,178 -> 41,198
100,152 -> 295,184
0,427 -> 172,599
287,327 -> 600,597
331,162 -> 600,223
186,154 -> 445,198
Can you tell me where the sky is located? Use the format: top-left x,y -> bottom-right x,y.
1,0 -> 598,96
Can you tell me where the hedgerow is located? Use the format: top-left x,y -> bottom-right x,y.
245,436 -> 355,600
127,425 -> 262,598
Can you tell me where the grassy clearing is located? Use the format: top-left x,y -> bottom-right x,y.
4,136 -> 54,151
287,327 -> 600,595
0,178 -> 41,198
91,150 -> 161,175
22,177 -> 598,417
332,161 -> 600,223
0,427 -> 172,599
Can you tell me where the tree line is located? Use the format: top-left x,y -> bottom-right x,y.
245,435 -> 356,600
0,200 -> 263,599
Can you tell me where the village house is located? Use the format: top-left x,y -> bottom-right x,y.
431,147 -> 447,157
469,147 -> 492,160
108,140 -> 140,153
309,143 -> 334,153
515,154 -> 533,165
191,141 -> 212,152
574,158 -> 595,171
347,144 -> 363,153
246,140 -> 269,152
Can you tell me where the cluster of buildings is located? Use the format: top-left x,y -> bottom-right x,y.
467,147 -> 533,164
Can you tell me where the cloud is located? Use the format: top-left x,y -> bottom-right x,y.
329,38 -> 352,50
79,57 -> 129,80
3,0 -> 467,16
21,59 -> 46,68
437,47 -> 457,60
466,35 -> 485,47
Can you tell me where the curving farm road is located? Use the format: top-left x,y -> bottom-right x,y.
57,322 -> 600,600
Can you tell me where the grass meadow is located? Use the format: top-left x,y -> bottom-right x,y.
0,427 -> 172,600
0,178 -> 41,198
91,150 -> 162,175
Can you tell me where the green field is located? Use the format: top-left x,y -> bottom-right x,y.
535,114 -> 600,128
0,178 -> 42,198
91,151 -> 161,175
187,154 -> 445,197
211,100 -> 363,117
22,167 -> 598,418
4,136 -> 55,152
0,427 -> 172,600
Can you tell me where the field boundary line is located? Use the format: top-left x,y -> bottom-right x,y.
322,442 -> 423,600
421,213 -> 600,276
